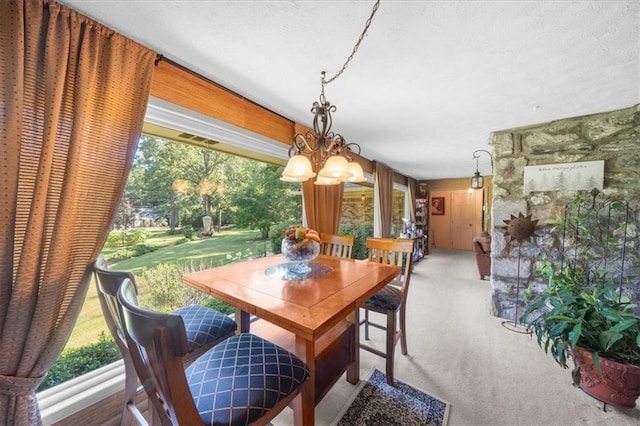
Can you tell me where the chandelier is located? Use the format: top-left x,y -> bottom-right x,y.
281,73 -> 366,185
281,0 -> 380,185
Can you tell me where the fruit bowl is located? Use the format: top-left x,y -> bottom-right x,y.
281,226 -> 321,275
281,238 -> 321,263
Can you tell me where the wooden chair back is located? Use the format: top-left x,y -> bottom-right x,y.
93,257 -> 148,425
94,257 -> 136,345
118,279 -> 202,426
366,237 -> 414,293
320,233 -> 355,259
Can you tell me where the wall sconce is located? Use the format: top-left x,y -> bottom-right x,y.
471,149 -> 494,189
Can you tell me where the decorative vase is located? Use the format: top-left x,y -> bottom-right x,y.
281,238 -> 320,275
572,346 -> 640,408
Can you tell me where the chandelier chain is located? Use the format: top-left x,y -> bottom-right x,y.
323,0 -> 380,85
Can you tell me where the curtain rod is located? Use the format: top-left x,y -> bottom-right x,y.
154,54 -> 292,124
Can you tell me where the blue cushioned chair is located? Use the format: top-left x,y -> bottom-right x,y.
360,237 -> 414,386
118,279 -> 310,426
93,257 -> 237,425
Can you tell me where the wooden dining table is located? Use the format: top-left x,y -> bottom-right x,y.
182,254 -> 401,425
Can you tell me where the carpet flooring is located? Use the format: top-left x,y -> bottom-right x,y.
272,249 -> 640,425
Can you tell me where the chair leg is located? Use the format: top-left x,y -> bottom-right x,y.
399,305 -> 408,356
120,398 -> 133,426
385,310 -> 396,386
121,357 -> 138,426
364,308 -> 370,340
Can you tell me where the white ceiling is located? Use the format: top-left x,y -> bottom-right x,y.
59,0 -> 639,181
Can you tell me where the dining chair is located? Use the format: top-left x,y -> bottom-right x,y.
117,278 -> 310,426
359,237 -> 414,385
319,233 -> 355,259
93,257 -> 237,425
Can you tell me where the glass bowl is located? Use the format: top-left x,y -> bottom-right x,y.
281,238 -> 321,275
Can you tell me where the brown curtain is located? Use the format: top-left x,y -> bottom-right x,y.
294,123 -> 345,234
374,162 -> 394,237
0,1 -> 155,424
408,178 -> 417,222
302,179 -> 345,234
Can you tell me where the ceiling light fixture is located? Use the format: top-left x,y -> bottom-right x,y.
281,0 -> 380,185
471,149 -> 494,189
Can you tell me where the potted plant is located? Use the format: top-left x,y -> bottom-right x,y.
521,265 -> 640,407
520,193 -> 640,408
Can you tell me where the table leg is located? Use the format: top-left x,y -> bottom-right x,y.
235,309 -> 250,333
346,308 -> 360,384
293,337 -> 315,426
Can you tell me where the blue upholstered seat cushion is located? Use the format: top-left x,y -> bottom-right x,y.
185,333 -> 310,426
363,284 -> 404,311
173,305 -> 237,352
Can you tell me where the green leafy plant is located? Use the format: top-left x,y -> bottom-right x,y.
339,223 -> 373,260
521,267 -> 640,378
182,225 -> 195,239
201,297 -> 235,315
38,333 -> 121,391
137,261 -> 236,314
520,192 -> 640,384
521,286 -> 536,304
111,243 -> 158,261
105,228 -> 149,247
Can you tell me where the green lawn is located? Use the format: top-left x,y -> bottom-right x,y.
112,228 -> 268,274
66,227 -> 268,349
99,227 -> 187,260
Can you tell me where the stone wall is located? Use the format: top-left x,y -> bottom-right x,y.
340,192 -> 374,229
340,191 -> 406,235
490,104 -> 640,320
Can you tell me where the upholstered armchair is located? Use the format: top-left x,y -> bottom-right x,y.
472,231 -> 491,280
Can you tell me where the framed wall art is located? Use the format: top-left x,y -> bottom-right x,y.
431,197 -> 445,215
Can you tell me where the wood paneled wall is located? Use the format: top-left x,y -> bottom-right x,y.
420,176 -> 493,231
150,61 -> 294,145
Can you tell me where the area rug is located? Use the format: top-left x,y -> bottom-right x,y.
332,368 -> 450,426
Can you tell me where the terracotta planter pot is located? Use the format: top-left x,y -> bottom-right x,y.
572,346 -> 640,408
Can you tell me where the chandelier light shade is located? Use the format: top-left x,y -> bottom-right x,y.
282,154 -> 316,180
314,175 -> 340,186
345,161 -> 366,182
318,155 -> 351,179
470,149 -> 493,190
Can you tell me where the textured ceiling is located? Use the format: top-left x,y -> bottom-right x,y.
59,0 -> 639,180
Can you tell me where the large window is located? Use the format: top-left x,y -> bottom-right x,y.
391,183 -> 411,237
340,182 -> 374,229
42,125 -> 303,393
